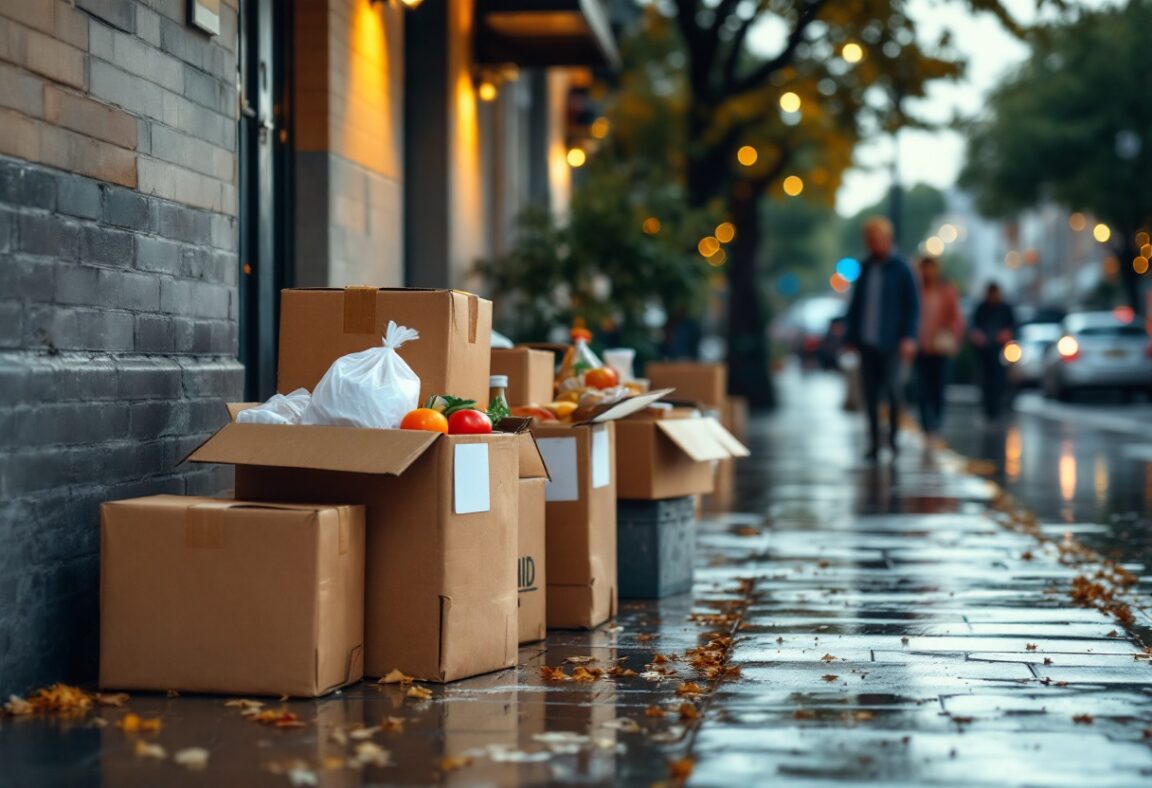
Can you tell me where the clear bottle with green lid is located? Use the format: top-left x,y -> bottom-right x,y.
488,374 -> 510,423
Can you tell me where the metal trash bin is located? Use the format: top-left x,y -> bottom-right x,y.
617,496 -> 695,599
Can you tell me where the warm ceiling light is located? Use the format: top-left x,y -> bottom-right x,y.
477,80 -> 498,102
566,148 -> 586,167
398,0 -> 424,8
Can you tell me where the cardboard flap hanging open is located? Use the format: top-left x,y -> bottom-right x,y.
654,419 -> 732,462
702,418 -> 751,457
186,423 -> 441,476
577,389 -> 676,425
516,433 -> 550,480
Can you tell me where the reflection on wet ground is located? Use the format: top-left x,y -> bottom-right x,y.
2,373 -> 1151,786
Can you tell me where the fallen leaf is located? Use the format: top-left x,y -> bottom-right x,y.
820,654 -> 836,663
11,684 -> 94,715
853,710 -> 875,722
900,637 -> 910,646
1021,551 -> 1033,561
793,708 -> 816,719
224,699 -> 264,711
821,674 -> 839,683
1073,714 -> 1094,725
440,755 -> 474,772
1025,643 -> 1038,652
645,705 -> 666,718
406,685 -> 432,701
382,716 -> 405,732
3,696 -> 33,716
607,666 -> 638,678
571,666 -> 602,683
734,525 -> 760,536
668,756 -> 694,782
250,709 -> 305,728
635,633 -> 654,642
352,741 -> 390,767
173,747 -> 210,770
96,693 -> 130,708
675,682 -> 704,696
539,666 -> 570,681
602,717 -> 642,733
379,668 -> 414,685
322,755 -> 345,770
564,655 -> 597,665
133,740 -> 167,760
951,716 -> 974,725
117,713 -> 163,733
1043,658 -> 1053,666
678,703 -> 699,722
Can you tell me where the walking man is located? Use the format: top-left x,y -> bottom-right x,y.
969,282 -> 1017,420
844,217 -> 920,461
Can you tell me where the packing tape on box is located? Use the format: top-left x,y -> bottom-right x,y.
185,503 -> 230,548
342,285 -> 378,334
451,290 -> 481,344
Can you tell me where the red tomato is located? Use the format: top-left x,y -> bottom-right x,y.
448,409 -> 493,435
584,367 -> 619,390
400,408 -> 449,433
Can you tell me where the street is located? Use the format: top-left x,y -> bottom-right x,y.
4,371 -> 1151,786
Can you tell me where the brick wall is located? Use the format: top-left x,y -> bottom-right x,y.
293,0 -> 404,288
0,0 -> 243,695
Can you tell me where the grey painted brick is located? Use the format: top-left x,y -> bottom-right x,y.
191,318 -> 212,352
180,358 -> 244,397
56,176 -> 102,221
158,276 -> 194,315
209,213 -> 236,252
136,6 -> 161,46
135,234 -> 189,277
208,319 -> 235,355
18,213 -> 79,259
129,398 -> 188,437
183,64 -> 231,116
53,263 -> 101,306
187,397 -> 227,433
190,281 -> 230,319
0,356 -> 28,403
0,302 -> 20,348
1,256 -> 56,303
103,186 -> 151,231
77,0 -> 135,34
74,308 -> 134,352
22,355 -> 119,403
80,225 -> 134,267
99,268 -> 161,312
88,59 -> 174,127
116,358 -> 184,400
154,199 -> 212,245
0,206 -> 13,252
0,162 -> 55,210
13,401 -> 131,447
133,312 -> 174,352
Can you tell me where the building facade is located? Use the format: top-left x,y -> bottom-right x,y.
0,0 -> 613,695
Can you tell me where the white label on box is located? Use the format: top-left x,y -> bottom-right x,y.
591,425 -> 610,489
453,443 -> 490,514
537,437 -> 579,502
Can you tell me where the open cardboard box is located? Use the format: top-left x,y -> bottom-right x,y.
100,496 -> 365,697
615,414 -> 749,500
278,287 -> 493,405
645,361 -> 728,411
187,411 -> 548,683
531,389 -> 672,629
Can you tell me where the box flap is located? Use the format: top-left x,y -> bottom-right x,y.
654,419 -> 732,462
516,433 -> 550,481
186,423 -> 441,475
225,402 -> 262,421
577,389 -> 675,425
702,417 -> 751,457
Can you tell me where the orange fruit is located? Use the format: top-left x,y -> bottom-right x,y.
400,408 -> 449,433
584,367 -> 620,390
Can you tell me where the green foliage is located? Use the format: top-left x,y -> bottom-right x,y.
961,1 -> 1152,239
840,183 -> 948,256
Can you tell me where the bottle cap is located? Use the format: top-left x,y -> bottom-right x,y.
489,375 -> 509,387
571,327 -> 592,341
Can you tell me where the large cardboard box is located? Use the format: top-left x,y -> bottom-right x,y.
517,477 -> 547,644
721,395 -> 749,442
278,287 -> 493,404
614,416 -> 749,499
491,347 -> 556,406
646,361 -> 727,409
100,496 -> 365,697
189,424 -> 547,682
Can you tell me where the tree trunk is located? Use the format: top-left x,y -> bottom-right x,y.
725,189 -> 775,409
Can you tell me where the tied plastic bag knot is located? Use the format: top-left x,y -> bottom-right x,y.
300,322 -> 422,429
382,321 -> 419,350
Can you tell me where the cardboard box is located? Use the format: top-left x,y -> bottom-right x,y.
646,361 -> 727,409
189,424 -> 548,682
721,395 -> 749,442
491,347 -> 556,406
517,477 -> 547,643
614,416 -> 749,500
100,496 -> 365,697
533,421 -> 617,630
278,287 -> 493,405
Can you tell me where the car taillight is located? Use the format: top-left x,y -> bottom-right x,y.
1057,336 -> 1080,362
1003,342 -> 1022,364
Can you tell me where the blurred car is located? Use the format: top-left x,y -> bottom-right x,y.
773,297 -> 846,368
817,316 -> 847,370
1003,322 -> 1062,388
1041,311 -> 1152,400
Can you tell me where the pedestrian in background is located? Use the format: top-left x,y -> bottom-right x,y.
915,256 -> 964,442
969,282 -> 1017,420
844,217 -> 921,461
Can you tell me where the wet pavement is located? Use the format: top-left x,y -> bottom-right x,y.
3,372 -> 1152,786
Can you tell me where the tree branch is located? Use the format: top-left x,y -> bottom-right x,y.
721,0 -> 770,85
729,0 -> 830,96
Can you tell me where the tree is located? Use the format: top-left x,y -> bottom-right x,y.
960,0 -> 1152,313
840,183 -> 947,258
650,0 -> 1017,406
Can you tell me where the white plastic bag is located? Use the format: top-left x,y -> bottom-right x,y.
300,321 -> 421,429
236,388 -> 311,425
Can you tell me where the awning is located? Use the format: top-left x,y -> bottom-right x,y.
474,0 -> 620,70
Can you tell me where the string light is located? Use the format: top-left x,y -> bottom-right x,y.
737,146 -> 758,166
782,175 -> 804,196
1093,223 -> 1111,243
715,222 -> 736,243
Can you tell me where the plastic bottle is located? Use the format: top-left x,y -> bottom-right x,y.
488,374 -> 510,423
558,327 -> 604,387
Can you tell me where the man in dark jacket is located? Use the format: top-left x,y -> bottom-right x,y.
969,282 -> 1017,419
844,217 -> 920,460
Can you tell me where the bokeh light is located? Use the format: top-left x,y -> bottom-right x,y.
590,117 -> 610,139
1068,213 -> 1087,231
777,273 -> 800,296
477,80 -> 498,102
842,42 -> 864,63
836,257 -> 861,282
1005,250 -> 1021,268
782,175 -> 804,196
1003,342 -> 1022,363
939,224 -> 958,243
779,91 -> 801,113
924,236 -> 945,256
830,273 -> 850,293
1135,257 -> 1150,275
737,146 -> 758,166
1093,222 -> 1111,242
715,222 -> 736,243
697,236 -> 720,257
642,217 -> 661,235
707,249 -> 727,267
566,148 -> 586,167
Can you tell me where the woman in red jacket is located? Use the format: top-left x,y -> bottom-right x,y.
915,256 -> 964,441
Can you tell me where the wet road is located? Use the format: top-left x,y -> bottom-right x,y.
2,372 -> 1151,786
942,389 -> 1152,567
